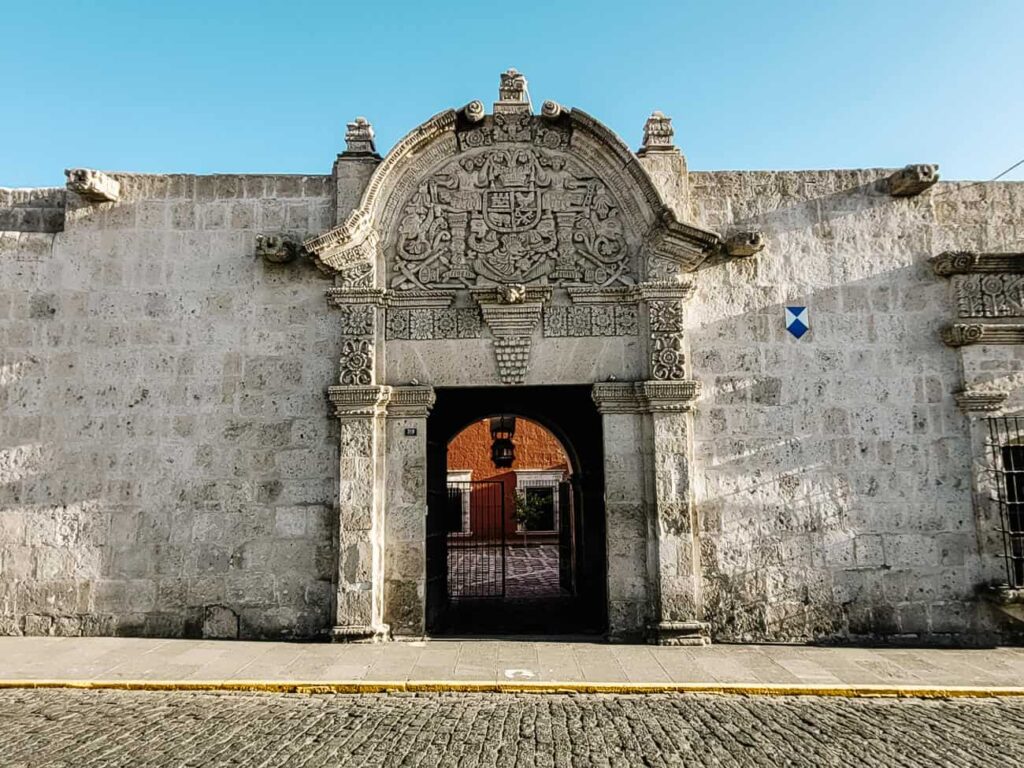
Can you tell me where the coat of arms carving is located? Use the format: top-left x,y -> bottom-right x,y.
389,120 -> 635,290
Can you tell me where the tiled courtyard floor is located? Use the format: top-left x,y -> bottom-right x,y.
449,544 -> 562,599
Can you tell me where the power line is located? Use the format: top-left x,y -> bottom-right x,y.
933,156 -> 1024,196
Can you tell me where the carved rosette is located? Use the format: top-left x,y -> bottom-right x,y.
648,298 -> 687,380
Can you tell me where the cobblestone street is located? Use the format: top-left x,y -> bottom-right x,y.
0,689 -> 1021,767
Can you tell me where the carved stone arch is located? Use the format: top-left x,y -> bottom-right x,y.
305,103 -> 723,288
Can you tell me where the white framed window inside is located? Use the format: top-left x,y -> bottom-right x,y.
514,469 -> 565,533
447,470 -> 472,535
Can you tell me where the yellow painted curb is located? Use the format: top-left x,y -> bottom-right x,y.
1,679 -> 1023,698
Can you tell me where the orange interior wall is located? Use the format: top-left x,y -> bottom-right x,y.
447,418 -> 570,538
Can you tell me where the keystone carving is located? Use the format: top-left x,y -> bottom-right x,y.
64,168 -> 120,202
724,231 -> 766,258
887,164 -> 939,197
255,234 -> 305,264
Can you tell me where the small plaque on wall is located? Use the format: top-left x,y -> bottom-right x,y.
404,427 -> 418,436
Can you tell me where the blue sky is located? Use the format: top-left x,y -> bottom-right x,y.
2,0 -> 1021,187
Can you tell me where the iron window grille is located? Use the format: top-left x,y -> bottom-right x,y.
986,416 -> 1024,588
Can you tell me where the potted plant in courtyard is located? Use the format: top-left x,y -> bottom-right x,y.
512,489 -> 546,549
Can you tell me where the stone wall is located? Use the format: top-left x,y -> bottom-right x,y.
684,170 -> 1024,643
0,188 -> 65,233
0,173 -> 341,638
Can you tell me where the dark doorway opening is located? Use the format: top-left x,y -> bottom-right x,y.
426,386 -> 607,635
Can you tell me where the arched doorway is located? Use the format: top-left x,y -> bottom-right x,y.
425,386 -> 607,634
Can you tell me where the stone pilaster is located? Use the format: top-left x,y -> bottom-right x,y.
639,380 -> 709,646
328,385 -> 390,641
383,386 -> 436,636
592,383 -> 654,641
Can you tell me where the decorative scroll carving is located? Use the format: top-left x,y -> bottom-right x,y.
932,250 -> 1024,276
956,274 -> 1024,318
65,168 -> 120,202
955,389 -> 1008,413
887,164 -> 939,197
339,338 -> 373,385
543,304 -> 638,337
650,333 -> 687,380
638,111 -> 675,155
940,323 -> 1024,347
385,308 -> 482,340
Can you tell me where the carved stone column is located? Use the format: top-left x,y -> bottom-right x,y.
640,380 -> 709,645
592,383 -> 654,641
383,385 -> 436,636
635,112 -> 688,219
327,385 -> 390,641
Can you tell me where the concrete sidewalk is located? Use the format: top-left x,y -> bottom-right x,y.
1,637 -> 1023,695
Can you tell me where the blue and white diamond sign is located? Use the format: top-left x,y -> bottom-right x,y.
785,306 -> 809,339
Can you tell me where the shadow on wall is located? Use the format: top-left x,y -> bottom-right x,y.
688,241 -> 995,643
0,193 -> 344,640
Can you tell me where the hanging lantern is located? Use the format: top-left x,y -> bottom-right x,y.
489,415 -> 516,468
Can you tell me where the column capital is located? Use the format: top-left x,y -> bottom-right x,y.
328,385 -> 390,418
385,385 -> 436,419
592,380 -> 701,414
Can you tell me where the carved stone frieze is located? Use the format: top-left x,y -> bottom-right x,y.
543,304 -> 638,337
887,164 -> 939,197
932,250 -> 1024,276
65,168 -> 120,202
384,290 -> 456,309
955,274 -> 1024,318
327,287 -> 386,307
385,307 -> 482,340
940,323 -> 1024,347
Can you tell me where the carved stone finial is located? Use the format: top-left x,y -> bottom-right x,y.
724,231 -> 765,258
463,100 -> 485,123
932,250 -> 980,277
344,117 -> 379,157
494,68 -> 531,114
638,111 -> 676,155
256,234 -> 303,264
888,164 -> 939,197
65,168 -> 120,202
